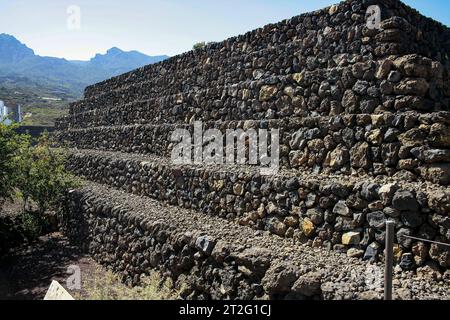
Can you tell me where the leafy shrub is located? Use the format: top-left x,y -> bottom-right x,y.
193,41 -> 206,50
0,125 -> 77,253
0,123 -> 30,207
16,132 -> 78,215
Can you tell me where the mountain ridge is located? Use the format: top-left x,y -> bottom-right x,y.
0,33 -> 169,97
0,33 -> 169,125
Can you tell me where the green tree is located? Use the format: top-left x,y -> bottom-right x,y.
193,41 -> 206,50
0,123 -> 30,209
16,132 -> 78,215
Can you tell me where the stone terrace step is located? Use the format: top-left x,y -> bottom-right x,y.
56,112 -> 450,185
78,39 -> 308,111
83,0 -> 450,99
66,52 -> 447,119
57,57 -> 449,134
63,181 -> 449,299
83,0 -> 363,98
66,148 -> 450,269
62,56 -> 449,131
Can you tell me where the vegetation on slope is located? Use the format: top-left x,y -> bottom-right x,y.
0,124 -> 78,254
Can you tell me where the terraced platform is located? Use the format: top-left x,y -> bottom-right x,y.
63,182 -> 449,299
55,0 -> 450,299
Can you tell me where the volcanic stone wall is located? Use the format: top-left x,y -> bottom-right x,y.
66,149 -> 450,269
58,111 -> 450,185
56,0 -> 450,281
55,0 -> 450,185
62,183 -> 449,299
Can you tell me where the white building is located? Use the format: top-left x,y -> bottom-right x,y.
0,100 -> 22,125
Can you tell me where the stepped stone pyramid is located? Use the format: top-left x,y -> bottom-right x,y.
55,0 -> 450,299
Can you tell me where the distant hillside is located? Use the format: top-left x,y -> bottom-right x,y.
0,33 -> 169,125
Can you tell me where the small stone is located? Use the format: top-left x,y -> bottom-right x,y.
368,201 -> 384,211
262,263 -> 298,296
397,228 -> 413,248
393,244 -> 403,263
302,219 -> 315,237
292,72 -> 304,85
400,211 -> 423,228
305,193 -> 318,208
347,248 -> 364,258
243,120 -> 256,130
289,150 -> 308,167
291,272 -> 322,297
378,183 -> 398,205
285,178 -> 299,191
213,180 -> 225,191
392,190 -> 419,211
342,90 -> 358,109
398,128 -> 426,148
427,191 -> 450,215
233,183 -> 244,196
329,148 -> 350,169
418,223 -> 436,240
394,288 -> 412,300
423,149 -> 450,163
394,78 -> 429,96
366,211 -> 386,230
363,242 -> 381,261
268,218 -> 287,237
367,129 -> 383,145
253,69 -> 264,80
412,242 -> 428,265
267,202 -> 278,215
306,208 -> 324,225
195,236 -> 216,255
375,59 -> 392,79
328,4 -> 338,15
259,85 -> 278,101
420,164 -> 450,185
429,243 -> 450,268
283,86 -> 295,99
284,216 -> 299,227
342,232 -> 360,245
361,183 -> 380,201
384,128 -> 400,143
387,70 -> 401,83
429,123 -> 450,148
399,253 -> 415,270
383,207 -> 400,218
353,80 -> 370,95
333,201 -> 352,217
350,142 -> 371,169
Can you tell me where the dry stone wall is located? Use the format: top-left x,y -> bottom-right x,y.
56,0 -> 450,290
62,183 -> 449,299
55,0 -> 450,186
57,111 -> 450,185
66,149 -> 450,269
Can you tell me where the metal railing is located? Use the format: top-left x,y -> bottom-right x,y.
384,221 -> 450,300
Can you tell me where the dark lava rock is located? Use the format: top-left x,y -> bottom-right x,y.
392,190 -> 419,212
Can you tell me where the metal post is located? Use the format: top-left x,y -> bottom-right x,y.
384,220 -> 395,300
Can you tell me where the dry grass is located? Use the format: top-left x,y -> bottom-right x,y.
72,267 -> 178,300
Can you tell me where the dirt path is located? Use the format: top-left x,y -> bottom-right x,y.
0,232 -> 93,300
0,232 -> 177,300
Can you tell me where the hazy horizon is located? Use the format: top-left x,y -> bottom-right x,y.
1,0 -> 449,61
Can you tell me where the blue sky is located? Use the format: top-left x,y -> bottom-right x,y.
0,0 -> 448,60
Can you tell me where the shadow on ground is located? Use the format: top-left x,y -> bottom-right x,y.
0,232 -> 88,300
